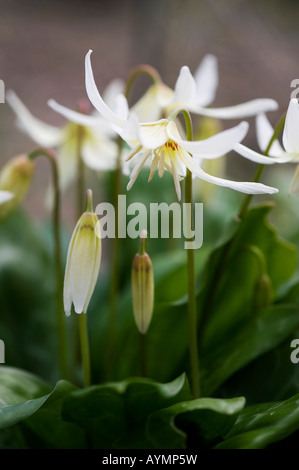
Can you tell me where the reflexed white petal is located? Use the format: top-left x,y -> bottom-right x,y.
115,113 -> 140,147
0,190 -> 14,204
127,150 -> 151,190
178,146 -> 279,194
81,134 -> 118,171
102,78 -> 125,109
194,54 -> 218,107
234,143 -> 293,164
85,50 -> 127,128
173,66 -> 197,106
131,83 -> 174,122
168,149 -> 182,201
113,94 -> 129,121
138,120 -> 169,149
256,113 -> 284,157
7,90 -> 64,147
168,120 -> 248,158
48,99 -> 103,127
283,99 -> 299,153
131,84 -> 167,122
191,98 -> 278,119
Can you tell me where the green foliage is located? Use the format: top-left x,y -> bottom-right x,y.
1,183 -> 299,449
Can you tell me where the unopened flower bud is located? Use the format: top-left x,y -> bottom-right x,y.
131,231 -> 154,334
64,189 -> 101,316
253,273 -> 273,310
0,154 -> 35,218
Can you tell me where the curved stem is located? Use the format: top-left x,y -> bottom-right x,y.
28,148 -> 68,380
124,65 -> 161,103
238,112 -> 286,219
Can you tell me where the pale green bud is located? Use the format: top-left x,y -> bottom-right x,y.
0,154 -> 35,218
253,274 -> 273,310
63,189 -> 101,316
131,231 -> 154,334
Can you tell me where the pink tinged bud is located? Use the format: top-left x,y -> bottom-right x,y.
0,154 -> 35,218
131,251 -> 154,335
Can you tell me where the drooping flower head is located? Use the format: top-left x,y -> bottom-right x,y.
48,51 -> 281,200
0,154 -> 35,219
63,189 -> 101,316
81,50 -> 279,200
6,83 -> 124,200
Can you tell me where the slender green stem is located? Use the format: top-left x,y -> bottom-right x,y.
105,136 -> 122,379
238,112 -> 286,219
79,312 -> 90,387
185,168 -> 201,398
198,113 -> 286,345
105,66 -> 161,380
28,148 -> 68,380
140,332 -> 147,377
174,109 -> 200,398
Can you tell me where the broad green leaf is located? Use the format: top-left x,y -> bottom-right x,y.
216,393 -> 299,449
0,366 -> 51,429
201,304 -> 299,396
62,374 -> 192,448
25,380 -> 87,449
147,396 -> 245,449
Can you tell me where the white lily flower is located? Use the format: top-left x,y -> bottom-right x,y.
81,50 -> 279,201
6,84 -> 122,196
255,99 -> 299,194
166,62 -> 279,120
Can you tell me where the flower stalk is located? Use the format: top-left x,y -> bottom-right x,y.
177,109 -> 201,398
105,65 -> 161,379
28,148 -> 68,380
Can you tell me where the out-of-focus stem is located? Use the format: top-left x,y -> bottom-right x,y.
28,148 -> 68,380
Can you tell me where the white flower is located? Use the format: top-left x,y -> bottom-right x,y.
0,191 -> 14,204
0,154 -> 35,219
6,84 -> 122,196
255,99 -> 299,194
63,192 -> 101,316
125,54 -> 279,123
81,50 -> 279,201
166,61 -> 279,120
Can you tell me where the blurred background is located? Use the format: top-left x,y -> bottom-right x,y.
0,0 -> 299,222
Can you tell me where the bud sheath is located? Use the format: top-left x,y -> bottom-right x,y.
132,251 -> 154,334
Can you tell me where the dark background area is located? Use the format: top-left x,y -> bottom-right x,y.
0,0 -> 298,219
